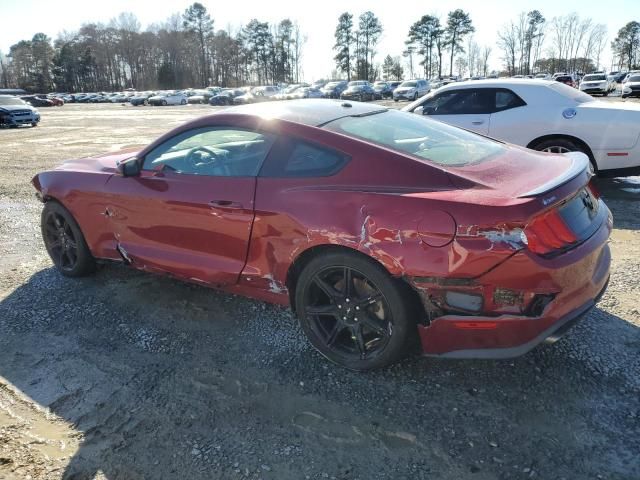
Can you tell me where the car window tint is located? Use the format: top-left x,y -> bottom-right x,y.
426,90 -> 493,115
143,127 -> 275,177
260,138 -> 349,177
494,89 -> 526,112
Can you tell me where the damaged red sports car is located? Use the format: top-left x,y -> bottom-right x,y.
32,100 -> 612,370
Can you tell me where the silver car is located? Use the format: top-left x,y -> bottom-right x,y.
393,79 -> 430,101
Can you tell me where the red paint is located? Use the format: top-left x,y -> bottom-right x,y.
31,101 -> 612,358
606,152 -> 628,156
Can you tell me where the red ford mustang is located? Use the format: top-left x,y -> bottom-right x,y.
33,100 -> 612,370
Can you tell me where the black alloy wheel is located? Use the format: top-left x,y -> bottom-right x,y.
41,202 -> 96,277
296,251 -> 416,370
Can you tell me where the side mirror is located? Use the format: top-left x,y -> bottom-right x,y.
413,106 -> 424,115
117,157 -> 141,177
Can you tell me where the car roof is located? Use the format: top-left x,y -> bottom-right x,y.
436,78 -> 555,90
215,99 -> 387,127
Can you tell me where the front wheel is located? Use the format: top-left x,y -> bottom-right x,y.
41,201 -> 96,277
161,100 -> 167,106
295,251 -> 417,371
181,99 -> 187,105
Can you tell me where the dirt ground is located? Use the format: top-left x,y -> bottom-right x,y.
0,101 -> 639,480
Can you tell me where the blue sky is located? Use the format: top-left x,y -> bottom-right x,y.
0,0 -> 636,79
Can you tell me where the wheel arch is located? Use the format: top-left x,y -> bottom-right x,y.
285,243 -> 424,321
526,134 -> 597,170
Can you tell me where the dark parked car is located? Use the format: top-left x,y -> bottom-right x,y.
0,95 -> 40,127
32,100 -> 611,370
373,81 -> 393,98
130,92 -> 155,106
340,83 -> 376,102
555,75 -> 576,88
209,89 -> 245,106
320,81 -> 348,99
21,95 -> 55,107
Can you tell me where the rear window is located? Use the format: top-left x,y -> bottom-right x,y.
323,109 -> 505,167
583,75 -> 606,81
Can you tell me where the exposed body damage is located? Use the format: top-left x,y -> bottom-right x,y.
32,100 -> 612,360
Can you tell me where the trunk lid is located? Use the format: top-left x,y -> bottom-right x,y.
445,146 -> 590,199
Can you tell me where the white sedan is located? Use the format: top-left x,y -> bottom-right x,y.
579,74 -> 610,96
148,92 -> 188,106
403,79 -> 640,177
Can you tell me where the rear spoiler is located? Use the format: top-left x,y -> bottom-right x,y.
518,152 -> 591,197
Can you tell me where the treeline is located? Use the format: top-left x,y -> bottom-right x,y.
496,12 -> 640,76
0,3 -> 305,92
331,9 -> 481,82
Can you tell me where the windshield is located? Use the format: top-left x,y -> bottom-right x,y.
324,82 -> 340,88
400,81 -> 417,87
323,109 -> 505,167
583,75 -> 606,81
0,97 -> 25,106
549,82 -> 594,103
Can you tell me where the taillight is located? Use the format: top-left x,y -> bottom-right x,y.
588,180 -> 600,199
524,209 -> 577,255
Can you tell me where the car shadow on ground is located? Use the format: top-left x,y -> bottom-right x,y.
1,264 -> 639,479
594,176 -> 640,230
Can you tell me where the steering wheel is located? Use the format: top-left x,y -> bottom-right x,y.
185,146 -> 220,168
185,145 -> 229,175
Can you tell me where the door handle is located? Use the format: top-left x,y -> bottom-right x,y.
471,120 -> 485,125
209,200 -> 244,209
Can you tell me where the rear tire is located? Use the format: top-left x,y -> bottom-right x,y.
531,137 -> 584,155
531,137 -> 597,175
41,201 -> 96,277
161,100 -> 167,106
295,250 -> 417,371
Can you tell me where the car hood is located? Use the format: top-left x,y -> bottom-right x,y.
55,147 -> 142,174
0,104 -> 35,112
445,145 -> 588,199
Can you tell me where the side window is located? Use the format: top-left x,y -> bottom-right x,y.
430,89 -> 494,115
419,91 -> 460,114
494,89 -> 526,112
143,127 -> 275,177
260,138 -> 349,177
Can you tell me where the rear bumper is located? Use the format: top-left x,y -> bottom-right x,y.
415,207 -> 612,359
420,276 -> 608,359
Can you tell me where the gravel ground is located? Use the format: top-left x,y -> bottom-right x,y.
0,101 -> 639,480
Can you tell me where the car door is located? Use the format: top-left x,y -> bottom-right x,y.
418,89 -> 492,135
485,88 -> 528,142
104,126 -> 276,285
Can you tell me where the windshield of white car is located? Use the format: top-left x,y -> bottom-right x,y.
549,82 -> 594,104
400,81 -> 417,88
583,75 -> 606,81
323,109 -> 504,167
0,96 -> 26,106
